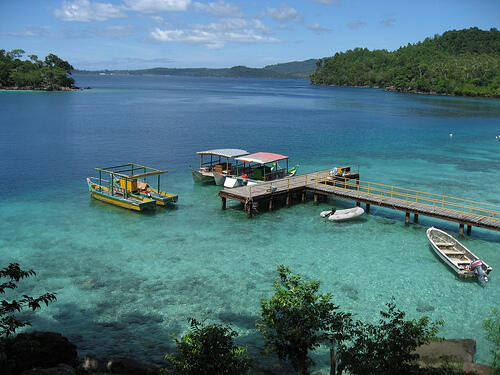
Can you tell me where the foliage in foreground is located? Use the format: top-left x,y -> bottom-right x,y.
311,27 -> 500,97
258,265 -> 351,375
0,49 -> 75,90
0,263 -> 56,338
483,308 -> 500,373
336,301 -> 443,375
162,318 -> 252,375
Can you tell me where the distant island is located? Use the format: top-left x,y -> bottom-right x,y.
0,49 -> 76,91
74,59 -> 318,80
311,27 -> 500,98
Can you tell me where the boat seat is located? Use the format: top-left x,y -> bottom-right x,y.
443,250 -> 465,255
434,242 -> 455,247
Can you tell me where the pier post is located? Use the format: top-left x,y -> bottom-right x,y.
314,194 -> 318,205
366,203 -> 370,213
467,225 -> 472,235
405,212 -> 410,225
269,199 -> 273,211
286,193 -> 291,207
356,201 -> 360,207
221,197 -> 226,210
301,191 -> 306,202
246,203 -> 252,218
459,223 -> 464,236
414,213 -> 419,223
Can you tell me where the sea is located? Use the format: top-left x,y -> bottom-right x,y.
1,74 -> 499,373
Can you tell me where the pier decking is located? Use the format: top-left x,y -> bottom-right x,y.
219,169 -> 500,234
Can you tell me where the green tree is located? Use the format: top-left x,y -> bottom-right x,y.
162,318 -> 252,375
336,301 -> 443,375
0,263 -> 56,338
258,265 -> 350,375
483,308 -> 500,374
310,27 -> 500,98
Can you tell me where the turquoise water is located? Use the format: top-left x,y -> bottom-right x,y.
1,75 -> 499,372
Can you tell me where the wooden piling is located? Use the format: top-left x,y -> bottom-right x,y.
314,194 -> 318,205
356,201 -> 360,207
414,213 -> 419,223
246,203 -> 252,218
366,203 -> 370,213
405,212 -> 410,225
459,223 -> 464,236
286,193 -> 291,207
269,199 -> 273,211
301,191 -> 306,202
467,225 -> 472,235
221,197 -> 226,210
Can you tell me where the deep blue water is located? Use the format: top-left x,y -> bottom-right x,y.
0,75 -> 499,372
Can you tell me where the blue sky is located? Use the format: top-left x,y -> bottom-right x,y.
1,0 -> 499,69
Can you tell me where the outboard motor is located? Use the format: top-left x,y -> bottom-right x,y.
470,260 -> 488,284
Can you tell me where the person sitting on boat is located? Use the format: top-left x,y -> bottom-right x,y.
469,259 -> 488,284
242,173 -> 248,185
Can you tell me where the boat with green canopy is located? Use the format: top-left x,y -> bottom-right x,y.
86,163 -> 178,211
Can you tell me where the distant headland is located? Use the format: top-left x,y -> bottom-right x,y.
74,60 -> 318,80
0,49 -> 76,91
311,27 -> 500,98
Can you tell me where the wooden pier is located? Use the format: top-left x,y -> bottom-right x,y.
218,169 -> 500,234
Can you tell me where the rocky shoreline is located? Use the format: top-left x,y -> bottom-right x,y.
0,86 -> 90,91
1,331 -> 492,375
310,83 -> 498,99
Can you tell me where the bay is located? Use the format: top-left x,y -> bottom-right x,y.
0,75 -> 499,372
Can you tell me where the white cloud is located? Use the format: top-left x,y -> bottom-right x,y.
54,0 -> 125,22
348,21 -> 366,29
307,23 -> 331,34
193,1 -> 242,18
151,18 -> 279,48
123,0 -> 191,13
267,5 -> 302,23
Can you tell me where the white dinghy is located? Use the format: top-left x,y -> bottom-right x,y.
320,206 -> 365,221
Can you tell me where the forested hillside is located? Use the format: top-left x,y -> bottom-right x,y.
0,49 -> 75,90
310,28 -> 500,97
264,59 -> 318,78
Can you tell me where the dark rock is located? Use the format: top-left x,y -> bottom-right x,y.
414,338 -> 476,366
463,362 -> 491,375
106,357 -> 159,374
19,364 -> 75,375
5,331 -> 78,374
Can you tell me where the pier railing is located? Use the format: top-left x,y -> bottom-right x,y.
246,171 -> 500,219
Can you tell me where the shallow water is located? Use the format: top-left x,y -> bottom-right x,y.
0,75 -> 499,372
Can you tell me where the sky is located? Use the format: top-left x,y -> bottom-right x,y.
1,0 -> 499,70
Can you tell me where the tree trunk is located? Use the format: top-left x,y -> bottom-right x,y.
297,357 -> 307,375
330,348 -> 336,375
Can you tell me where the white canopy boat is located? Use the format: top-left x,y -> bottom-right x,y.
320,206 -> 365,221
224,152 -> 299,188
190,148 -> 249,185
426,227 -> 492,283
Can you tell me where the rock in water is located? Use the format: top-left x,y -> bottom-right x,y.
5,331 -> 78,374
106,357 -> 159,374
20,364 -> 75,375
